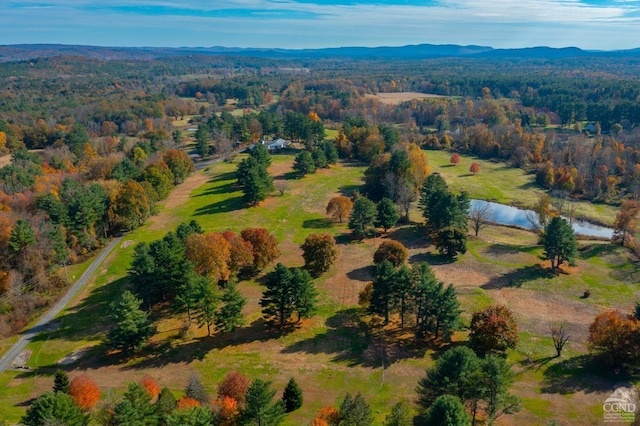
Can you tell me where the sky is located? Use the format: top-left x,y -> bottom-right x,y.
1,0 -> 640,51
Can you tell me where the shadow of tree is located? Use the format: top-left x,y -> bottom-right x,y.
540,355 -> 629,395
193,181 -> 237,198
282,308 -> 458,369
208,171 -> 237,183
281,308 -> 427,368
409,251 -> 455,265
193,196 -> 245,216
481,264 -> 551,289
385,226 -> 428,250
302,218 -> 334,229
338,184 -> 362,198
347,265 -> 374,282
28,277 -> 130,346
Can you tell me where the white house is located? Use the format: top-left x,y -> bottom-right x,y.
262,138 -> 291,151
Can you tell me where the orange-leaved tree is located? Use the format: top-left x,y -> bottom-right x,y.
450,153 -> 461,166
588,310 -> 640,370
177,397 -> 201,409
185,233 -> 232,281
215,396 -> 239,426
69,375 -> 101,410
613,200 -> 639,247
326,196 -> 353,223
240,228 -> 280,271
312,406 -> 340,426
222,231 -> 254,275
373,240 -> 408,267
469,162 -> 480,175
140,375 -> 161,400
469,305 -> 519,356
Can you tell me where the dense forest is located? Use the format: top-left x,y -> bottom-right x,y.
2,53 -> 640,335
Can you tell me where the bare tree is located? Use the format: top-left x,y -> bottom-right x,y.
525,210 -> 542,234
275,180 -> 289,196
470,201 -> 493,236
395,179 -> 416,223
551,189 -> 568,214
550,323 -> 570,357
382,172 -> 399,202
214,129 -> 234,161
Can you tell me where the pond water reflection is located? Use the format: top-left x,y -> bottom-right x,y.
470,199 -> 613,239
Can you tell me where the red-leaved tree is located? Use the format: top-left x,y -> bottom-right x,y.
217,370 -> 251,405
469,305 -> 519,355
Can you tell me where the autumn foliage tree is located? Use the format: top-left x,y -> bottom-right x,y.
469,305 -> 519,356
588,310 -> 640,370
613,200 -> 639,247
162,148 -> 195,184
240,228 -> 280,272
217,371 -> 251,405
312,406 -> 341,426
185,233 -> 232,282
469,162 -> 480,175
69,375 -> 101,410
450,153 -> 461,166
326,196 -> 353,223
176,397 -> 201,409
301,233 -> 338,276
373,240 -> 408,267
140,375 -> 161,400
222,231 -> 254,276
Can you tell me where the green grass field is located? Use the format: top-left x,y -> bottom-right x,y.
0,151 -> 637,424
425,150 -> 619,225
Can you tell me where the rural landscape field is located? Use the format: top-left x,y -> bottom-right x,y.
0,44 -> 640,426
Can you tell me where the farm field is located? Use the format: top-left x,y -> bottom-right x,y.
0,151 -> 638,425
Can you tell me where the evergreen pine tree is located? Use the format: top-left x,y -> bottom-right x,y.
53,370 -> 70,394
260,263 -> 295,327
292,267 -> 318,322
376,197 -> 399,232
293,151 -> 316,176
107,290 -> 154,353
348,197 -> 377,239
281,377 -> 303,413
156,386 -> 178,419
216,281 -> 247,341
193,276 -> 219,336
338,392 -> 373,426
239,379 -> 285,426
384,400 -> 413,426
370,260 -> 396,324
185,373 -> 210,406
424,395 -> 470,426
22,391 -> 88,426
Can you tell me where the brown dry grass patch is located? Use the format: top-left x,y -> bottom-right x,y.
366,92 -> 447,105
147,172 -> 210,231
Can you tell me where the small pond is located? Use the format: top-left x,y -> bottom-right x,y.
470,199 -> 614,239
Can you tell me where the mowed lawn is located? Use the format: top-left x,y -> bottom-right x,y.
425,149 -> 619,225
0,151 -> 638,424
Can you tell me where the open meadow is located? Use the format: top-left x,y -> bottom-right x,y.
0,150 -> 638,424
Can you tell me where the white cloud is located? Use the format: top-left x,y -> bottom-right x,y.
1,0 -> 640,49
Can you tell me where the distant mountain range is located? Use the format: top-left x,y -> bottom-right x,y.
1,43 -> 640,63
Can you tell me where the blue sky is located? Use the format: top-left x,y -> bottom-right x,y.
1,0 -> 639,50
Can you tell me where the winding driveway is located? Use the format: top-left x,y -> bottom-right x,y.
0,236 -> 123,374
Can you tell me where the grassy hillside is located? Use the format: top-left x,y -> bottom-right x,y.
0,151 -> 637,424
